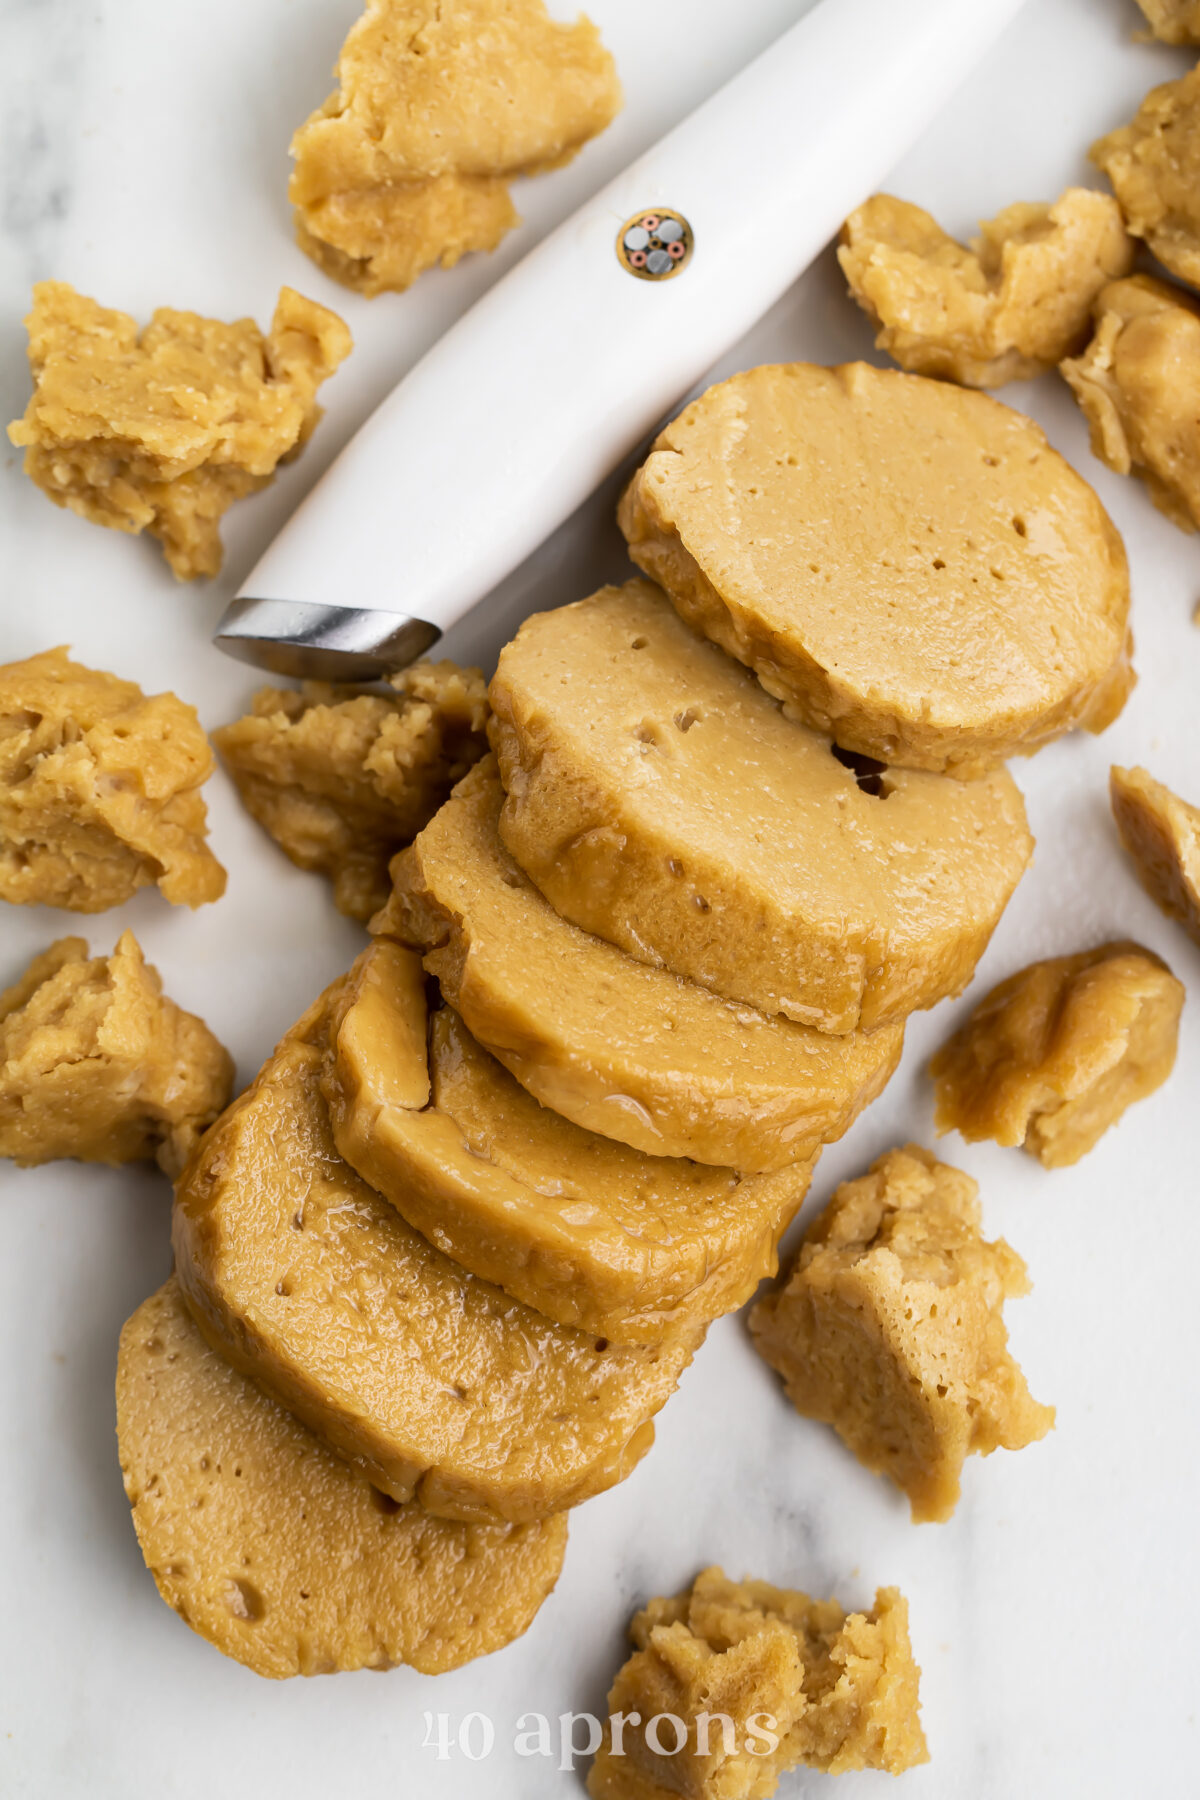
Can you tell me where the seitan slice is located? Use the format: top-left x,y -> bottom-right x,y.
173,986 -> 701,1522
490,581 -> 1033,1034
118,1277 -> 566,1677
325,937 -> 811,1341
377,758 -> 902,1170
618,362 -> 1132,775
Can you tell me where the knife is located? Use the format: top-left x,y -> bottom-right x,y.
216,0 -> 1029,681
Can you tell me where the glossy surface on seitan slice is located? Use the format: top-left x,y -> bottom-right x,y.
750,1146 -> 1054,1522
379,760 -> 902,1169
0,647 -> 226,911
173,988 -> 699,1522
0,931 -> 231,1177
490,582 -> 1033,1034
326,939 -> 808,1341
588,1569 -> 927,1797
118,1279 -> 566,1678
929,940 -> 1183,1167
618,363 -> 1133,775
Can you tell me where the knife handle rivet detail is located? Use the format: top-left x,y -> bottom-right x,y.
617,210 -> 693,280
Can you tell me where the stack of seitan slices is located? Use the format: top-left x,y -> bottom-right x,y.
322,937 -> 815,1341
489,580 -> 1034,1035
171,987 -> 704,1522
376,758 -> 904,1170
119,358 -> 1131,1685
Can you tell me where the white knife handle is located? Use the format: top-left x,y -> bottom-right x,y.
221,0 -> 1028,677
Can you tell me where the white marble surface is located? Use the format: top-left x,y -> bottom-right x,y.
2,0 -> 1199,1793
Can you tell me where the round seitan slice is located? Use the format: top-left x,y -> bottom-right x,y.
377,758 -> 902,1169
325,937 -> 813,1341
617,362 -> 1133,776
489,581 -> 1033,1035
172,987 -> 701,1524
117,1278 -> 567,1678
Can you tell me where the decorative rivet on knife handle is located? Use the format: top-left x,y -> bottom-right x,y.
617,210 -> 694,280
